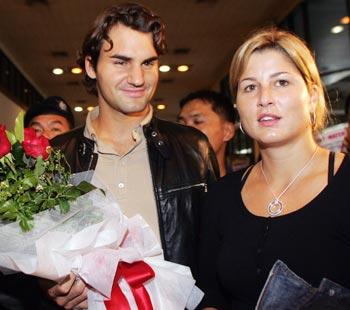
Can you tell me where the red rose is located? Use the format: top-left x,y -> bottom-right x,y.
0,125 -> 11,158
22,128 -> 50,160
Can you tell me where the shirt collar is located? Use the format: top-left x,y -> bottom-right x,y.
132,105 -> 153,142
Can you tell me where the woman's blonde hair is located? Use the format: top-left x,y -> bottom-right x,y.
229,27 -> 328,134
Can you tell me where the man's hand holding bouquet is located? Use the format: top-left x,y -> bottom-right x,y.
0,113 -> 202,309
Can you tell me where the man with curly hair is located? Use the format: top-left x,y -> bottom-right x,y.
48,3 -> 218,308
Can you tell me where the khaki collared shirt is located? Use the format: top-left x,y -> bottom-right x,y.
84,107 -> 160,242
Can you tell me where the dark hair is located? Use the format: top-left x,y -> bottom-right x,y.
77,2 -> 167,96
179,90 -> 236,123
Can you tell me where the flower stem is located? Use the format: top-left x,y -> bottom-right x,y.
4,156 -> 16,175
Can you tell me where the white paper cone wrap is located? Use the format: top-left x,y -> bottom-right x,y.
0,179 -> 203,309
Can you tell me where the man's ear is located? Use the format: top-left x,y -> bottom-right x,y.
223,122 -> 235,142
85,56 -> 97,79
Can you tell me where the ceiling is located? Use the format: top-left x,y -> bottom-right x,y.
0,0 -> 300,124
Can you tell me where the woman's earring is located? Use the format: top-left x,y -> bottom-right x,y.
239,122 -> 246,135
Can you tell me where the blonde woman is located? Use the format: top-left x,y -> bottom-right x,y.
197,28 -> 350,309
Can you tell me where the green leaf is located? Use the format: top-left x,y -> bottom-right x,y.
41,199 -> 56,211
18,191 -> 32,203
6,131 -> 17,145
0,200 -> 12,214
11,142 -> 24,163
14,112 -> 25,143
34,157 -> 45,177
58,199 -> 70,213
2,209 -> 18,221
76,181 -> 97,193
32,193 -> 45,206
22,176 -> 38,189
27,202 -> 39,213
19,216 -> 33,232
63,187 -> 82,199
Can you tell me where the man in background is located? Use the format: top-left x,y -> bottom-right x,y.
24,96 -> 75,139
178,90 -> 236,176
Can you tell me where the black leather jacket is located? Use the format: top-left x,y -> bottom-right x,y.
51,117 -> 219,272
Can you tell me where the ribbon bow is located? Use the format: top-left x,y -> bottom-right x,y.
104,261 -> 155,310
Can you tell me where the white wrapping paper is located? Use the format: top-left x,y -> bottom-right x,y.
0,189 -> 203,309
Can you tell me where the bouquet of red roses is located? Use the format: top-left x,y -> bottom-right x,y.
0,114 -> 203,310
0,112 -> 91,231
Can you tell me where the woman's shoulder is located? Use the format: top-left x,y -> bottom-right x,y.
220,167 -> 249,184
322,152 -> 350,206
207,166 -> 250,196
334,152 -> 350,179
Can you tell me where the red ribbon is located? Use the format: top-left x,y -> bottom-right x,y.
104,261 -> 155,310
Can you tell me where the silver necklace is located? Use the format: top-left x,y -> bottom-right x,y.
260,147 -> 318,217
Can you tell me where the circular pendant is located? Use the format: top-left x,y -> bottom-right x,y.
267,199 -> 283,217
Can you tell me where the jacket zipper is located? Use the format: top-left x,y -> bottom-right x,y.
166,182 -> 208,193
87,154 -> 95,171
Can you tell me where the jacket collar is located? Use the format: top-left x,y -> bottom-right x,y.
143,118 -> 171,159
77,116 -> 171,161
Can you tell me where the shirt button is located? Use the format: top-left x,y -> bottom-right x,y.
257,248 -> 262,254
118,182 -> 125,189
257,268 -> 262,275
151,131 -> 157,137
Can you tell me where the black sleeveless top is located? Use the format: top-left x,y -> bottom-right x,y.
198,153 -> 350,310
